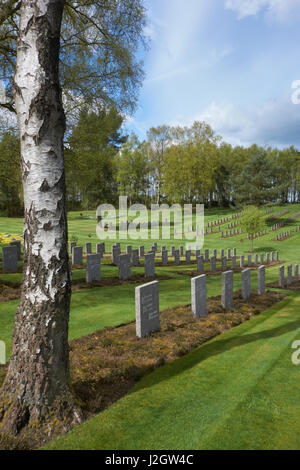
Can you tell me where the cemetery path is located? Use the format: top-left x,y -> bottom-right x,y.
45,290 -> 300,450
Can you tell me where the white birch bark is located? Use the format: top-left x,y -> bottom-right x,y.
0,0 -> 80,434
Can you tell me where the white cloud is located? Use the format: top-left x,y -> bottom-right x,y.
225,0 -> 300,22
175,96 -> 300,147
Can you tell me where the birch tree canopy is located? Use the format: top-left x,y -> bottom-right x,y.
0,0 -> 148,118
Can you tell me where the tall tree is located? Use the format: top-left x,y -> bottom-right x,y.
117,134 -> 150,204
0,0 -> 81,436
242,206 -> 265,252
147,125 -> 170,204
232,147 -> 278,206
0,0 -> 147,437
65,107 -> 125,208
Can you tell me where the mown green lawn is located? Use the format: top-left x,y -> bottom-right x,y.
0,204 -> 296,360
1,203 -> 300,256
45,291 -> 300,450
0,263 -> 281,361
1,206 -> 300,449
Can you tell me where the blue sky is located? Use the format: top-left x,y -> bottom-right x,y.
126,0 -> 300,148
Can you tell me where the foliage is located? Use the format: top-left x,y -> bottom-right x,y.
242,205 -> 265,251
117,133 -> 150,205
65,107 -> 125,209
0,0 -> 148,118
0,128 -> 22,216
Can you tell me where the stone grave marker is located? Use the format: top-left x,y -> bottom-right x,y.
2,246 -> 18,272
135,281 -> 160,338
72,246 -> 83,266
86,254 -> 101,283
258,266 -> 265,295
191,275 -> 207,317
119,254 -> 131,280
145,253 -> 155,278
221,271 -> 233,309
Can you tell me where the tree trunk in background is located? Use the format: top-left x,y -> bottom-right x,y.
0,0 -> 81,435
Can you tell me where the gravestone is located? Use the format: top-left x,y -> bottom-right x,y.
242,268 -> 251,300
258,266 -> 265,295
195,249 -> 200,259
222,270 -> 233,309
119,254 -> 131,280
174,250 -> 180,265
221,256 -> 227,271
86,254 -> 101,283
271,252 -> 275,262
204,249 -> 209,262
10,240 -> 21,260
240,255 -> 244,268
162,250 -> 168,265
220,249 -> 224,258
210,256 -> 216,272
139,246 -> 145,257
279,266 -> 284,288
126,245 -> 132,257
86,242 -> 92,254
233,248 -> 237,257
2,246 -> 18,272
186,250 -> 191,263
180,246 -> 184,256
266,253 -> 270,264
72,246 -> 83,266
96,242 -> 105,256
287,264 -> 292,285
132,249 -> 139,266
227,249 -> 231,259
70,241 -> 76,254
145,253 -> 155,278
247,255 -> 252,267
213,249 -> 217,258
112,245 -> 120,266
197,255 -> 204,273
254,254 -> 258,265
231,256 -> 236,270
135,281 -> 160,338
260,254 -> 264,265
276,251 -> 279,261
171,246 -> 175,255
191,275 -> 207,317
294,264 -> 299,282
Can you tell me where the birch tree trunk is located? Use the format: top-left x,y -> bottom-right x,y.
0,0 -> 81,435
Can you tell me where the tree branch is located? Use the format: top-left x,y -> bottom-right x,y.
0,0 -> 21,28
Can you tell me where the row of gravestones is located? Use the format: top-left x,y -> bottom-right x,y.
264,208 -> 273,215
269,209 -> 289,220
278,264 -> 299,287
79,251 -> 157,283
247,230 -> 267,239
197,251 -> 279,273
276,229 -> 298,242
77,246 -> 279,284
221,228 -> 243,238
207,213 -> 241,228
207,217 -> 229,227
271,222 -> 285,231
135,265 -> 266,338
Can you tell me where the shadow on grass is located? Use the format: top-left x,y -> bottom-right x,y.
132,296 -> 299,394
